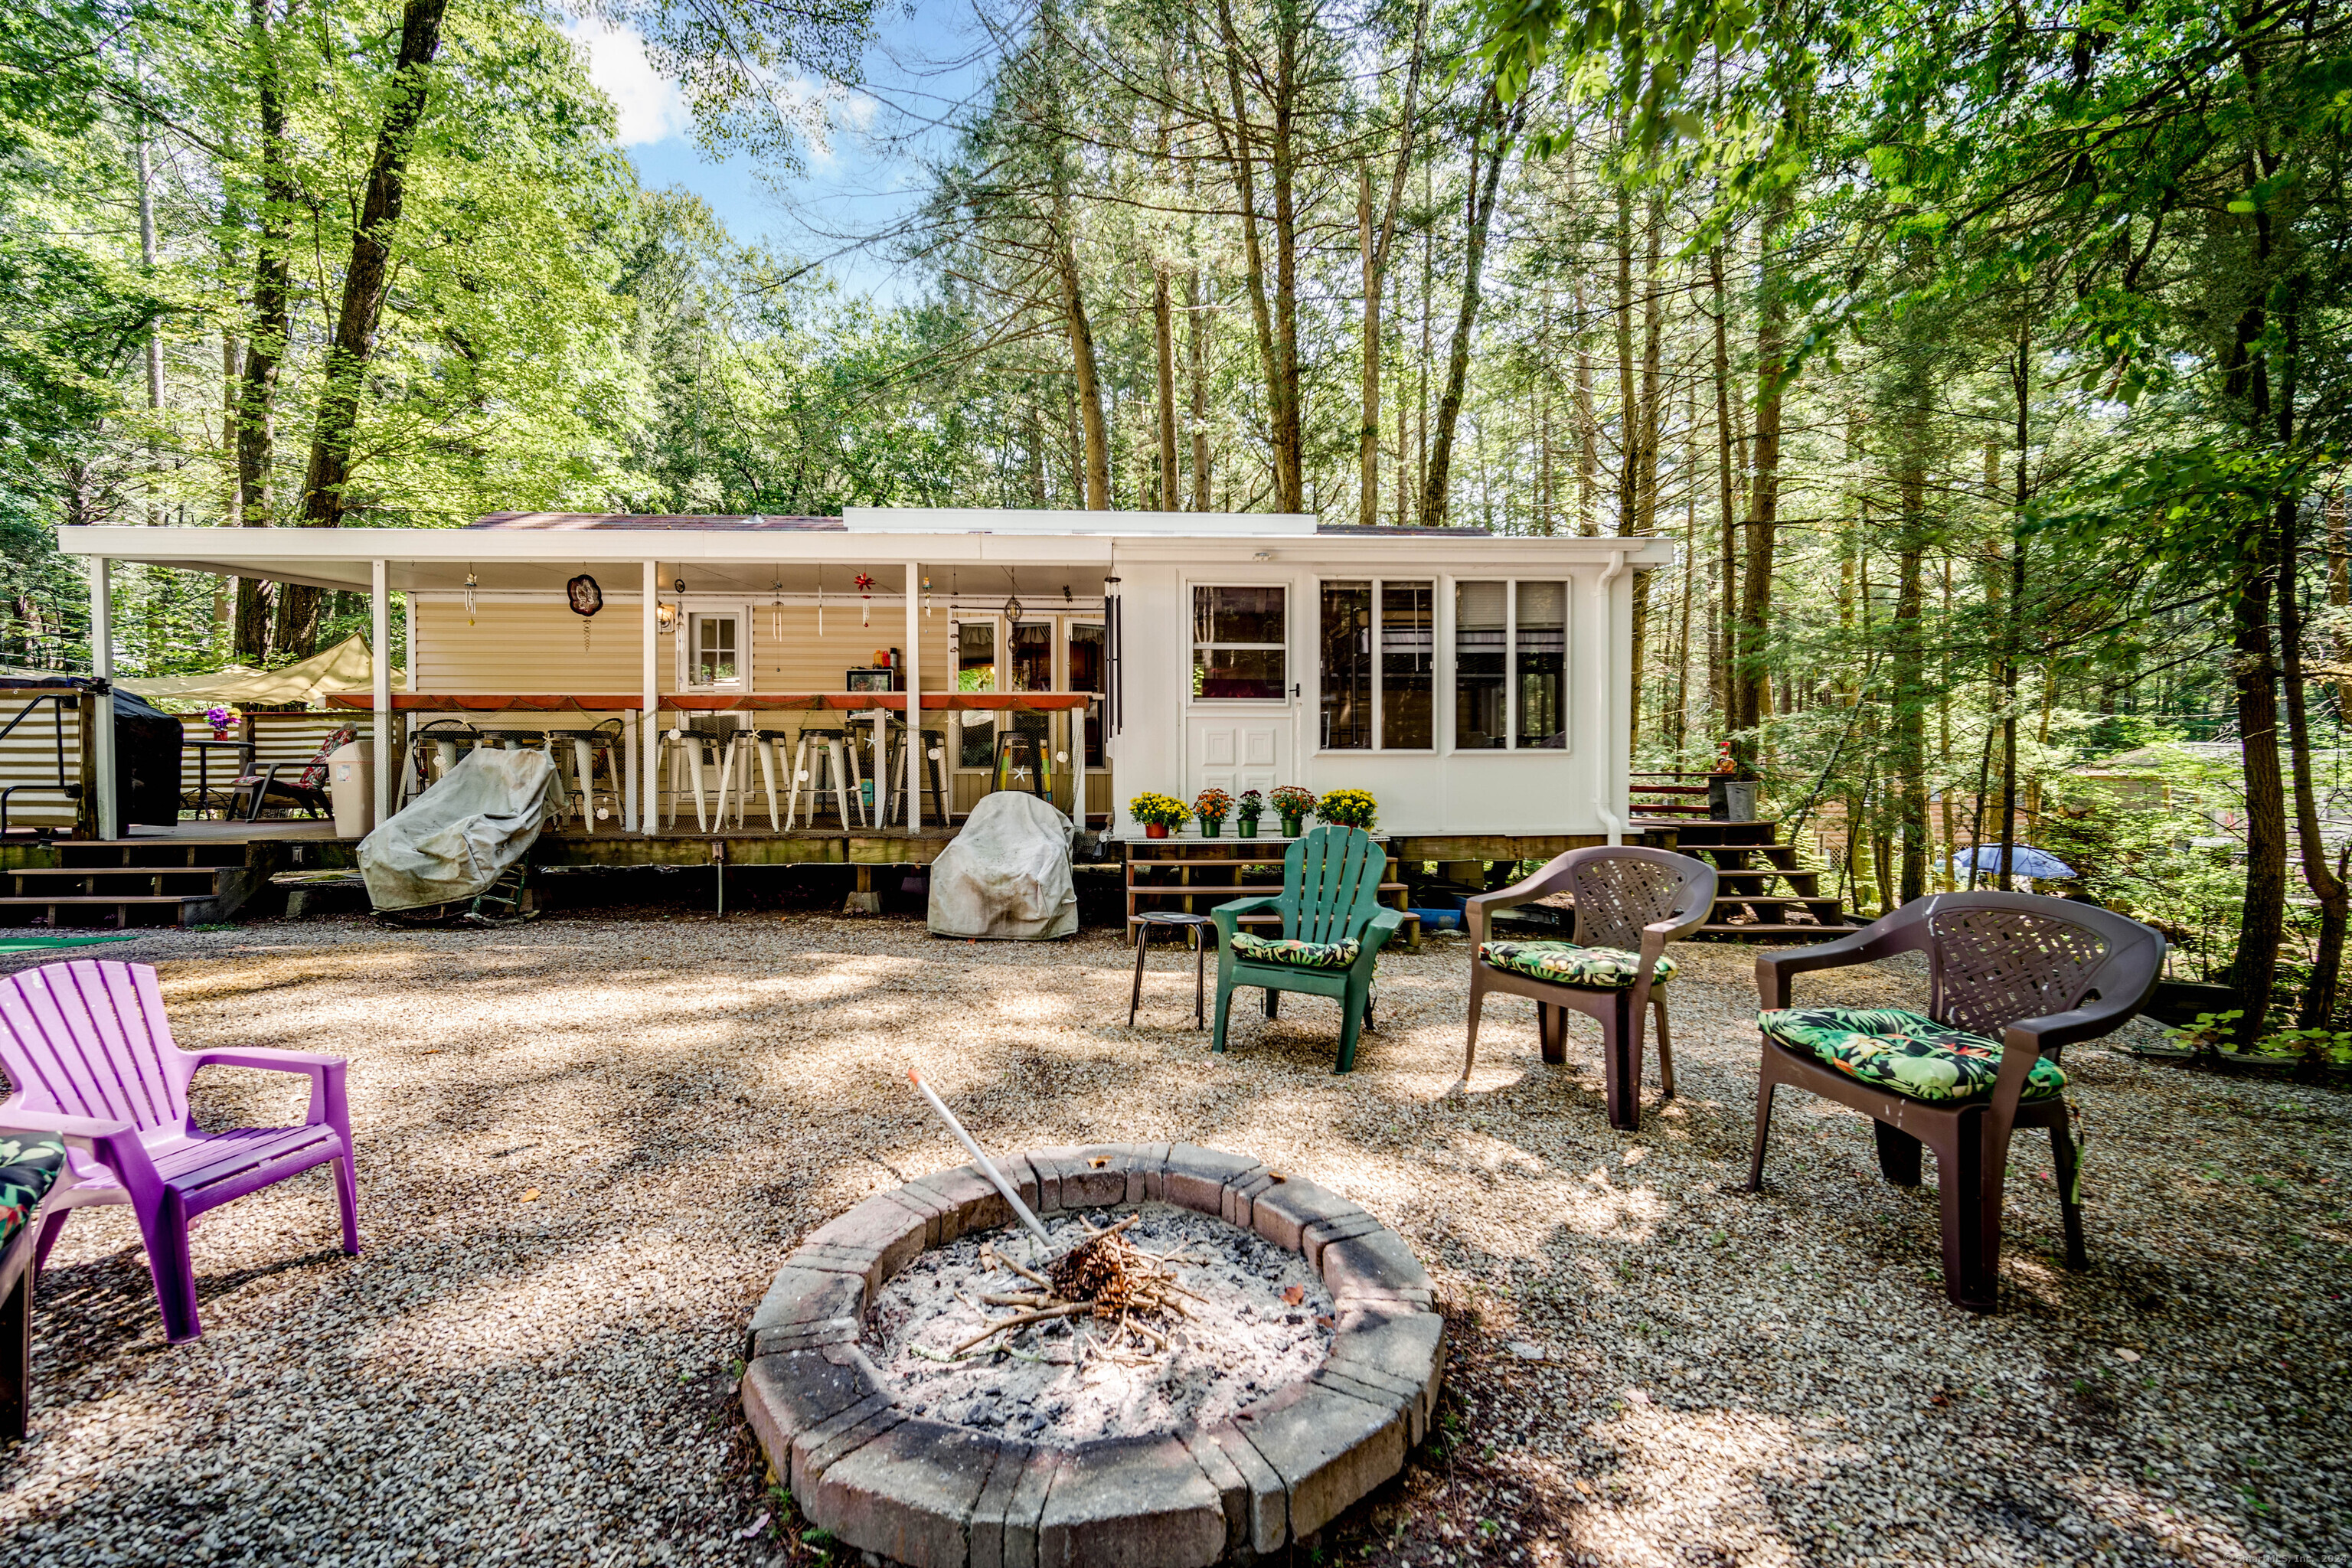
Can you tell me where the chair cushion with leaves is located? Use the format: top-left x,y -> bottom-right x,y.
0,1133 -> 67,1253
1759,1005 -> 2069,1103
1230,931 -> 1362,969
1480,941 -> 1678,990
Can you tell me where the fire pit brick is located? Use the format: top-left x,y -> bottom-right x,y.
745,1148 -> 1443,1566
1038,1434 -> 1227,1568
1233,1377 -> 1410,1539
805,1417 -> 1007,1568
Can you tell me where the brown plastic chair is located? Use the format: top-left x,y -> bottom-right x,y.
1749,891 -> 2164,1312
1462,846 -> 1717,1130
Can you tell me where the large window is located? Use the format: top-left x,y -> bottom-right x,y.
690,613 -> 740,687
1191,586 -> 1286,700
1321,580 -> 1432,750
1455,581 -> 1566,750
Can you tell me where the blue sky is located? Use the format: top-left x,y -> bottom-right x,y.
567,4 -> 999,304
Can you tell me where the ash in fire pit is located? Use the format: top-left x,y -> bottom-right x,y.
867,1202 -> 1333,1444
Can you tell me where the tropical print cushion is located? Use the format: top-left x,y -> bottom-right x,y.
1231,931 -> 1361,969
1480,941 -> 1677,989
0,1133 -> 67,1253
1759,1005 -> 2069,1103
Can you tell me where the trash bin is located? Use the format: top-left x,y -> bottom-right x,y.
328,741 -> 375,838
1707,777 -> 1757,822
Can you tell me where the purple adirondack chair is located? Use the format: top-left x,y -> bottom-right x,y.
0,959 -> 358,1344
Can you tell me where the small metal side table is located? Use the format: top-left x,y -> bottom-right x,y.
1129,911 -> 1217,1029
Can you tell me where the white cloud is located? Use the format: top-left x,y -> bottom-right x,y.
565,17 -> 691,147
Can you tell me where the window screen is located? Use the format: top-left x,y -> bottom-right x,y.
1192,586 -> 1286,700
1380,581 -> 1434,749
1455,581 -> 1508,750
1321,582 -> 1372,749
1515,582 -> 1566,750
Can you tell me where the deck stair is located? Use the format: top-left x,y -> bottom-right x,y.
0,838 -> 265,929
1632,773 -> 1854,940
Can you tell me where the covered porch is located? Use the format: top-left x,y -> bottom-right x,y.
58,519 -> 1119,847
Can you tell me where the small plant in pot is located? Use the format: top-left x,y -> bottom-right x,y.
1234,789 -> 1265,839
1318,787 -> 1378,833
1269,786 -> 1316,837
1129,791 -> 1190,839
1193,788 -> 1233,838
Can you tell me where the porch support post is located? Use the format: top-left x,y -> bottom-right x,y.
903,560 -> 920,828
371,559 -> 391,827
90,557 -> 116,839
642,560 -> 659,835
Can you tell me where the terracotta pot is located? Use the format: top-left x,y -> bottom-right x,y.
1236,818 -> 1259,838
1144,822 -> 1170,839
1200,815 -> 1225,838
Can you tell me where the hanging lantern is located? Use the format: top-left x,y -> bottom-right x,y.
464,569 -> 479,626
855,572 -> 875,628
1004,594 -> 1024,625
567,572 -> 603,652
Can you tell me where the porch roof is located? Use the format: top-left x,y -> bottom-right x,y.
57,513 -> 1674,594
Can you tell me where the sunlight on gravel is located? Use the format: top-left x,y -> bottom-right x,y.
0,915 -> 2344,1567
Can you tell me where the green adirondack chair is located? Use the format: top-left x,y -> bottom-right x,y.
1210,825 -> 1405,1072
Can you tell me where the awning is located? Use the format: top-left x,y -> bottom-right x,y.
325,691 -> 1096,712
122,635 -> 405,708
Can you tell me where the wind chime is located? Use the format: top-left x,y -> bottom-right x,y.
817,569 -> 825,635
923,573 -> 933,618
464,568 -> 479,626
770,579 -> 786,641
567,570 -> 603,652
854,572 -> 875,628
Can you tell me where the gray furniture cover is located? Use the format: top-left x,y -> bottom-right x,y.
927,790 -> 1077,940
358,747 -> 560,912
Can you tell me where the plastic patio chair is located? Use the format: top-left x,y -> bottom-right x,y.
1210,825 -> 1405,1073
1462,845 -> 1717,1131
0,960 -> 360,1344
1749,891 -> 2164,1312
235,725 -> 355,821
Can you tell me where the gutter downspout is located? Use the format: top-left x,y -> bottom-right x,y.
1596,549 -> 1629,846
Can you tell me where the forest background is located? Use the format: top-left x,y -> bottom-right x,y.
2,0 -> 2349,1041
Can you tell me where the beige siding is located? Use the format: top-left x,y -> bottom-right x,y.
418,598 -> 947,700
0,694 -> 82,829
744,603 -> 939,694
416,600 -> 642,694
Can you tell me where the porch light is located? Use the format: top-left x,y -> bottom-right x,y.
656,599 -> 680,630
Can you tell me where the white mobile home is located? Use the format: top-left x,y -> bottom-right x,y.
58,510 -> 1670,854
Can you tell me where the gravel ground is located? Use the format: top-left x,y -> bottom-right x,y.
0,913 -> 2345,1568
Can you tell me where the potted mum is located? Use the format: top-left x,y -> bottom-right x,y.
1129,791 -> 1190,839
1193,787 -> 1233,838
1318,787 -> 1379,833
1234,789 -> 1265,839
1269,785 -> 1316,838
204,704 -> 237,741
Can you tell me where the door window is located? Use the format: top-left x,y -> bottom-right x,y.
957,621 -> 996,768
1192,586 -> 1286,700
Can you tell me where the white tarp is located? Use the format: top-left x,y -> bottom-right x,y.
358,748 -> 560,912
927,790 -> 1077,940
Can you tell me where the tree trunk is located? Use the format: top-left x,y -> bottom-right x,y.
1355,0 -> 1429,528
1153,266 -> 1178,510
1187,269 -> 1211,509
232,1 -> 301,660
1895,442 -> 1928,906
1215,0 -> 1302,513
1418,85 -> 1524,529
1733,191 -> 1792,761
278,0 -> 451,656
1055,230 -> 1112,509
1707,247 -> 1735,734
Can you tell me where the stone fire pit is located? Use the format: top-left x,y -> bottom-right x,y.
740,1144 -> 1445,1567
